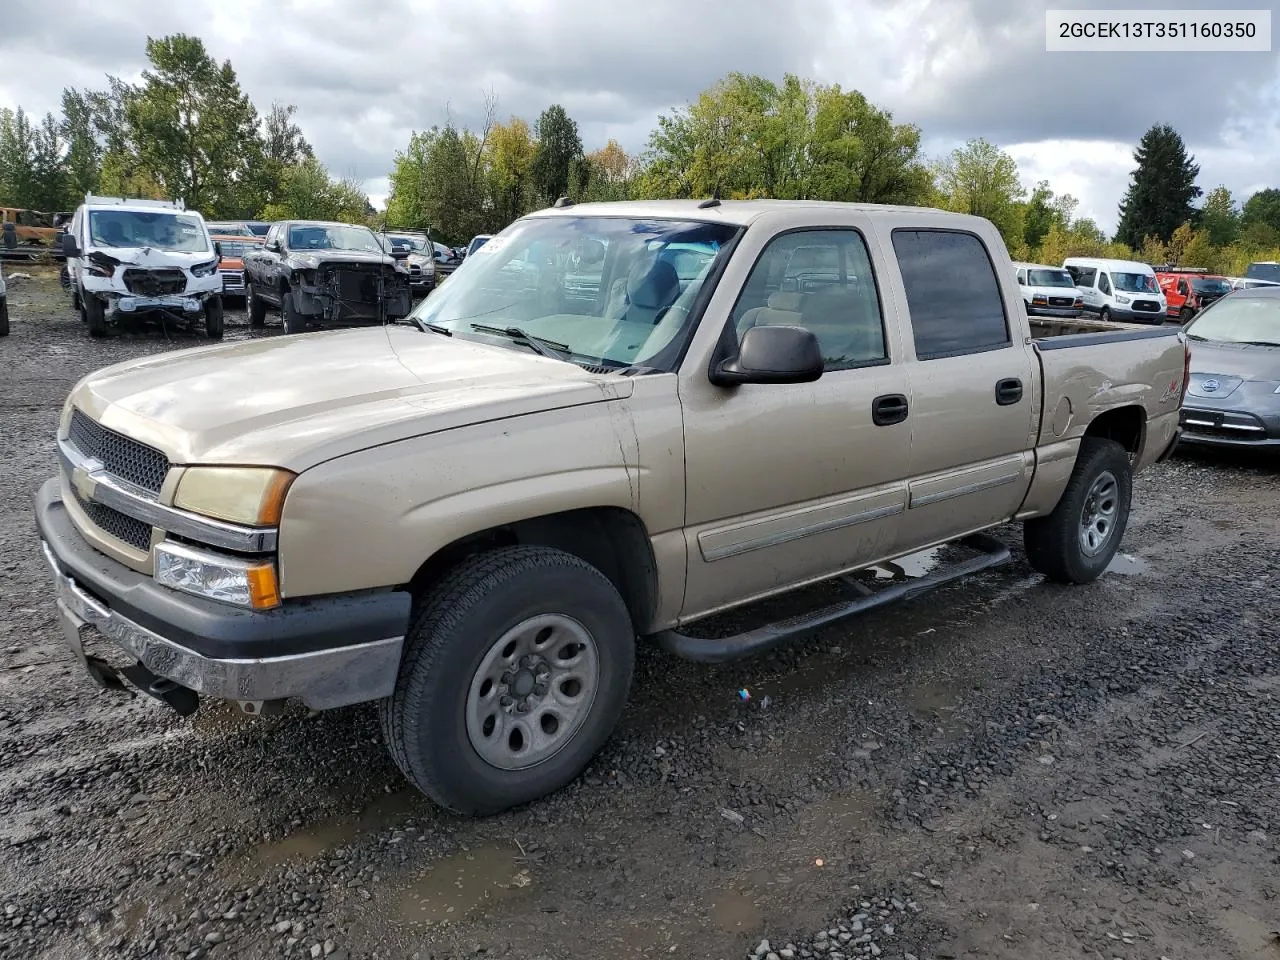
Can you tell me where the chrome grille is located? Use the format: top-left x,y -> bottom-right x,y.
68,409 -> 170,495
122,267 -> 186,296
1134,300 -> 1160,312
220,268 -> 245,292
71,486 -> 151,552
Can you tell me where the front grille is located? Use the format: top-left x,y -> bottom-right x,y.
220,268 -> 245,292
1048,296 -> 1075,307
68,409 -> 170,495
122,267 -> 187,296
1133,299 -> 1160,312
71,486 -> 152,552
408,264 -> 422,279
1181,408 -> 1269,442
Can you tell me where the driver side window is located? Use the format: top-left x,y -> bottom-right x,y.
731,229 -> 888,371
1098,272 -> 1112,295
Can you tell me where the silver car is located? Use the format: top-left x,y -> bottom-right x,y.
1180,286 -> 1280,448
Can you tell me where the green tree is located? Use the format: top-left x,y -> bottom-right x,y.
575,139 -> 637,202
0,107 -> 36,207
809,84 -> 931,204
530,104 -> 583,204
384,124 -> 488,243
60,88 -> 101,205
933,137 -> 1025,245
1020,180 -> 1058,250
249,102 -> 313,216
485,117 -> 537,224
28,113 -> 67,211
1114,124 -> 1201,248
1241,187 -> 1280,234
126,34 -> 262,215
259,156 -> 368,223
1199,185 -> 1239,246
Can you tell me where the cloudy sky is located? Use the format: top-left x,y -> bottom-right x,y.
2,0 -> 1277,234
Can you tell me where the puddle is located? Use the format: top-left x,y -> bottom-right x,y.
908,678 -> 963,722
1106,553 -> 1148,576
805,788 -> 879,833
710,888 -> 763,931
394,842 -> 530,927
245,790 -> 423,872
866,546 -> 944,581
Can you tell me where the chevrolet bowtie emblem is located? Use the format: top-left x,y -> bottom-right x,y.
71,465 -> 97,501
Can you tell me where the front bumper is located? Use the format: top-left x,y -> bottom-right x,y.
1027,305 -> 1082,318
35,477 -> 411,712
1178,406 -> 1280,448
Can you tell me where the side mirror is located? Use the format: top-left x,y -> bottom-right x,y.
710,324 -> 825,387
62,233 -> 81,259
265,239 -> 280,252
213,241 -> 223,259
390,247 -> 410,260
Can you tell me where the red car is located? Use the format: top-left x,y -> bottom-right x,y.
1155,267 -> 1232,323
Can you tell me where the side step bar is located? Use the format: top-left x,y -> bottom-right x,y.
650,533 -> 1012,664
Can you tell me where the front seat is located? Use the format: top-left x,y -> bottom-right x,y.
622,257 -> 681,326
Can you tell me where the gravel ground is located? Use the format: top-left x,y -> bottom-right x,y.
2,269 -> 1277,960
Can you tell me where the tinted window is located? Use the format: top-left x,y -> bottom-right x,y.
1098,272 -> 1112,295
731,229 -> 888,369
892,230 -> 1009,359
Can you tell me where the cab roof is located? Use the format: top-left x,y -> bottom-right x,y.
525,198 -> 961,228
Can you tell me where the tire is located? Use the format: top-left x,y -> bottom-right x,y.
1179,307 -> 1194,325
204,295 -> 224,339
379,545 -> 636,816
83,290 -> 107,337
1098,307 -> 1111,323
247,281 -> 267,327
0,297 -> 9,337
281,286 -> 305,334
1023,436 -> 1132,585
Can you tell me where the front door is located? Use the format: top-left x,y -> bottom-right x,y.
679,223 -> 912,621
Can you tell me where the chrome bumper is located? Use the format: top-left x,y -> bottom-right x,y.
42,540 -> 404,711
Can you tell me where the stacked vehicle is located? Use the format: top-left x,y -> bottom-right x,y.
1154,266 -> 1232,322
61,195 -> 225,339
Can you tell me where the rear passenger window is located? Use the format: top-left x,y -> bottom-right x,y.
730,229 -> 888,370
892,230 -> 1010,360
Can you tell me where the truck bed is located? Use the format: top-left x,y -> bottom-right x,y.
1028,315 -> 1165,340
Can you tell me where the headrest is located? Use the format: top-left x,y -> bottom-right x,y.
766,291 -> 804,311
626,258 -> 681,309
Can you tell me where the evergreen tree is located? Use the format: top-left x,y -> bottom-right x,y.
530,104 -> 583,204
1115,124 -> 1201,248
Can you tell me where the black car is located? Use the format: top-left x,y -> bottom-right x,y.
242,220 -> 413,333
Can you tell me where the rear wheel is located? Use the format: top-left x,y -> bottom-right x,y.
379,545 -> 636,815
1179,306 -> 1194,324
1023,436 -> 1132,584
83,290 -> 107,337
247,281 -> 267,327
204,295 -> 224,339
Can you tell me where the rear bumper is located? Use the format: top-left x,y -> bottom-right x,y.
35,477 -> 410,710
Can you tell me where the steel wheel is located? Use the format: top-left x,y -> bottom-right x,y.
465,613 -> 600,771
1079,470 -> 1118,556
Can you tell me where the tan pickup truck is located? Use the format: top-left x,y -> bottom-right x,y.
36,200 -> 1187,815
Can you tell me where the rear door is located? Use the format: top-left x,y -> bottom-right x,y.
885,226 -> 1039,549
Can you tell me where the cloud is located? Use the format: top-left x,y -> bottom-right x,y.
0,0 -> 1275,234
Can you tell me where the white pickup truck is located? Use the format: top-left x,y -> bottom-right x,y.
37,200 -> 1186,815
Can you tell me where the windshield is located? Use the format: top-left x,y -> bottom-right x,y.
1113,272 -> 1157,293
287,223 -> 382,253
409,215 -> 739,372
387,235 -> 429,253
1187,295 -> 1280,345
215,240 -> 256,258
206,222 -> 254,237
1246,262 -> 1280,283
1192,277 -> 1231,295
89,210 -> 210,252
1027,269 -> 1075,288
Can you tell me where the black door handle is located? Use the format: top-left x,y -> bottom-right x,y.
995,378 -> 1023,405
872,393 -> 909,426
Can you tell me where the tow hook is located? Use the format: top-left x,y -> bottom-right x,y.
119,661 -> 200,717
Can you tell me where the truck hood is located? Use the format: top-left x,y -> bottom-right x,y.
68,326 -> 633,470
285,250 -> 395,269
88,246 -> 216,268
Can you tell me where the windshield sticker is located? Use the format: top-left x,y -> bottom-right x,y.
475,236 -> 507,255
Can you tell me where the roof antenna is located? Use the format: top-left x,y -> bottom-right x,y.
553,196 -> 574,208
698,186 -> 721,209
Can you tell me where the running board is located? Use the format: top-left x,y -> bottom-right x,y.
650,533 -> 1012,664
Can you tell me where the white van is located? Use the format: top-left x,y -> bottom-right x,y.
1013,261 -> 1082,317
1062,257 -> 1167,325
62,194 -> 225,339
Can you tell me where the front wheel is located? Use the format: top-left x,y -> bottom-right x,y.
1179,307 -> 1194,325
1098,307 -> 1111,323
83,290 -> 107,337
379,546 -> 636,816
204,295 -> 224,339
281,286 -> 305,334
247,281 -> 267,327
1023,436 -> 1132,584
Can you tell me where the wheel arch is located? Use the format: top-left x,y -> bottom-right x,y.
1083,404 -> 1146,456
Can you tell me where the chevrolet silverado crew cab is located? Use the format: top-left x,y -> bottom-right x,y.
61,195 -> 226,339
36,200 -> 1187,816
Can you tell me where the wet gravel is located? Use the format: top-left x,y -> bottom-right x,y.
1,270 -> 1277,960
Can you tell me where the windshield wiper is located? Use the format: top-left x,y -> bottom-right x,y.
470,324 -> 571,362
1184,333 -> 1208,341
392,317 -> 452,336
1234,340 -> 1280,347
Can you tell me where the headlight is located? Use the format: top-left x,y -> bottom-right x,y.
155,541 -> 280,609
1116,295 -> 1131,304
192,258 -> 220,278
293,254 -> 320,269
173,466 -> 295,526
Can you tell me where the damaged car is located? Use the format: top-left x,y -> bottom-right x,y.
243,220 -> 413,333
62,195 -> 225,339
